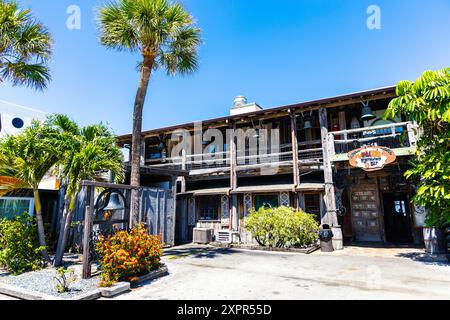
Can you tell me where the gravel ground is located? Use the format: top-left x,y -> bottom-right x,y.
0,261 -> 100,299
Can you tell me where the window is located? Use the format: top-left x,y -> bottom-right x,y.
304,194 -> 321,221
0,197 -> 34,220
197,196 -> 220,221
12,117 -> 24,129
254,194 -> 279,211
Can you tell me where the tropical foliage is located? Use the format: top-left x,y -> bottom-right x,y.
0,213 -> 46,274
0,121 -> 59,261
47,114 -> 124,266
0,114 -> 124,265
97,0 -> 201,223
96,224 -> 163,287
244,206 -> 319,248
385,68 -> 450,228
0,0 -> 52,90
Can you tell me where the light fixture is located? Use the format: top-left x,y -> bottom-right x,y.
360,101 -> 376,121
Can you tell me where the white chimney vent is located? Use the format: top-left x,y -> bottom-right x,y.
230,95 -> 262,116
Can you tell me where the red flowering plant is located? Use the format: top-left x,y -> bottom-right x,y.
96,224 -> 163,287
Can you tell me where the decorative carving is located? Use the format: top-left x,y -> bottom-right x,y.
279,192 -> 290,207
221,195 -> 230,225
413,205 -> 426,227
243,193 -> 252,217
188,197 -> 196,226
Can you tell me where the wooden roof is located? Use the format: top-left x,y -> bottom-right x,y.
117,86 -> 396,145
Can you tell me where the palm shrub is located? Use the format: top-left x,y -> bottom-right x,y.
385,68 -> 450,228
0,0 -> 52,90
97,0 -> 201,224
0,213 -> 46,274
0,121 -> 60,261
244,206 -> 319,248
48,115 -> 124,266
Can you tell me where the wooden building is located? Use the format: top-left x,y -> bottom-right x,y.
117,87 -> 423,246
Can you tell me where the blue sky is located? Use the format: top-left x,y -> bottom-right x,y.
1,0 -> 450,135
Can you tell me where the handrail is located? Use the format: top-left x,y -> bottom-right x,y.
329,121 -> 411,136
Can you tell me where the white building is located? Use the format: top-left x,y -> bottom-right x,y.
0,100 -> 46,137
0,101 -> 58,219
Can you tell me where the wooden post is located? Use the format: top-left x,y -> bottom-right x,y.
319,108 -> 338,227
229,122 -> 237,230
290,110 -> 301,210
82,185 -> 95,279
171,176 -> 177,247
140,139 -> 146,166
181,148 -> 187,193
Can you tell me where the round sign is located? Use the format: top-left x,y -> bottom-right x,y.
348,146 -> 396,171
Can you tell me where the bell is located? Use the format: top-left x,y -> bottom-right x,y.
303,119 -> 312,130
103,192 -> 124,211
360,104 -> 376,121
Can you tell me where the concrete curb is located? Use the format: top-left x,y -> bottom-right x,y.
133,265 -> 169,286
0,282 -> 101,300
209,242 -> 320,254
99,282 -> 130,298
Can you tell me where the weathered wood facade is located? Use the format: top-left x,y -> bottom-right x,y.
117,87 -> 423,246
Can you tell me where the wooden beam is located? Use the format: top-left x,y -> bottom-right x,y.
229,122 -> 237,230
319,108 -> 338,226
80,180 -> 139,190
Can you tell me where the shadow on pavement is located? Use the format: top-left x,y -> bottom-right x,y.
163,245 -> 234,260
395,252 -> 449,267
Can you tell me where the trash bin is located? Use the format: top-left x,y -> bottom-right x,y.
319,224 -> 334,252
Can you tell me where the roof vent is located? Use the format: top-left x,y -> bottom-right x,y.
230,95 -> 262,116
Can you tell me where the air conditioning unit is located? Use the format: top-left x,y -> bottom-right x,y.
217,230 -> 233,244
193,228 -> 214,244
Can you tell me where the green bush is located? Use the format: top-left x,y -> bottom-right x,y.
244,206 -> 319,248
0,214 -> 46,275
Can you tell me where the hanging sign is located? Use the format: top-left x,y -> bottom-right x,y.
348,147 -> 396,171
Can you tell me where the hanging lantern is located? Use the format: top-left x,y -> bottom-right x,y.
360,101 -> 376,121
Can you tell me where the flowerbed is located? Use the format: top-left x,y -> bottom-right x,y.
96,224 -> 164,287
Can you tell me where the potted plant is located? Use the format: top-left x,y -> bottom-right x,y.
422,216 -> 447,255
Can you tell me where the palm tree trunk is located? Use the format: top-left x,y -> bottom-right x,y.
130,54 -> 154,226
33,189 -> 51,262
53,195 -> 72,266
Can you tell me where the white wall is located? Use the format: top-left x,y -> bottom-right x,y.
0,100 -> 46,137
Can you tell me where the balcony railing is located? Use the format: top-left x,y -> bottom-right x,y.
142,141 -> 323,174
327,121 -> 418,161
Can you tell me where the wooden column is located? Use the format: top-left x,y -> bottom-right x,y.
229,122 -> 238,230
82,185 -> 95,279
181,148 -> 187,193
289,110 -> 301,210
140,138 -> 146,166
171,176 -> 177,247
319,108 -> 338,226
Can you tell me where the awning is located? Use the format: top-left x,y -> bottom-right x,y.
296,183 -> 325,192
231,184 -> 295,194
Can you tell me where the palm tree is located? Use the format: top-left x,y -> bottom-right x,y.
50,115 -> 124,266
0,121 -> 58,261
97,0 -> 201,224
0,0 -> 52,90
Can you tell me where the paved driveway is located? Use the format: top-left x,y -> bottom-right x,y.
114,244 -> 450,300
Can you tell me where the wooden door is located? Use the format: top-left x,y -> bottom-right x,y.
350,180 -> 383,242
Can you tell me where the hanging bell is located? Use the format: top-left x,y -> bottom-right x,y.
103,192 -> 125,211
303,119 -> 313,130
360,102 -> 376,121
